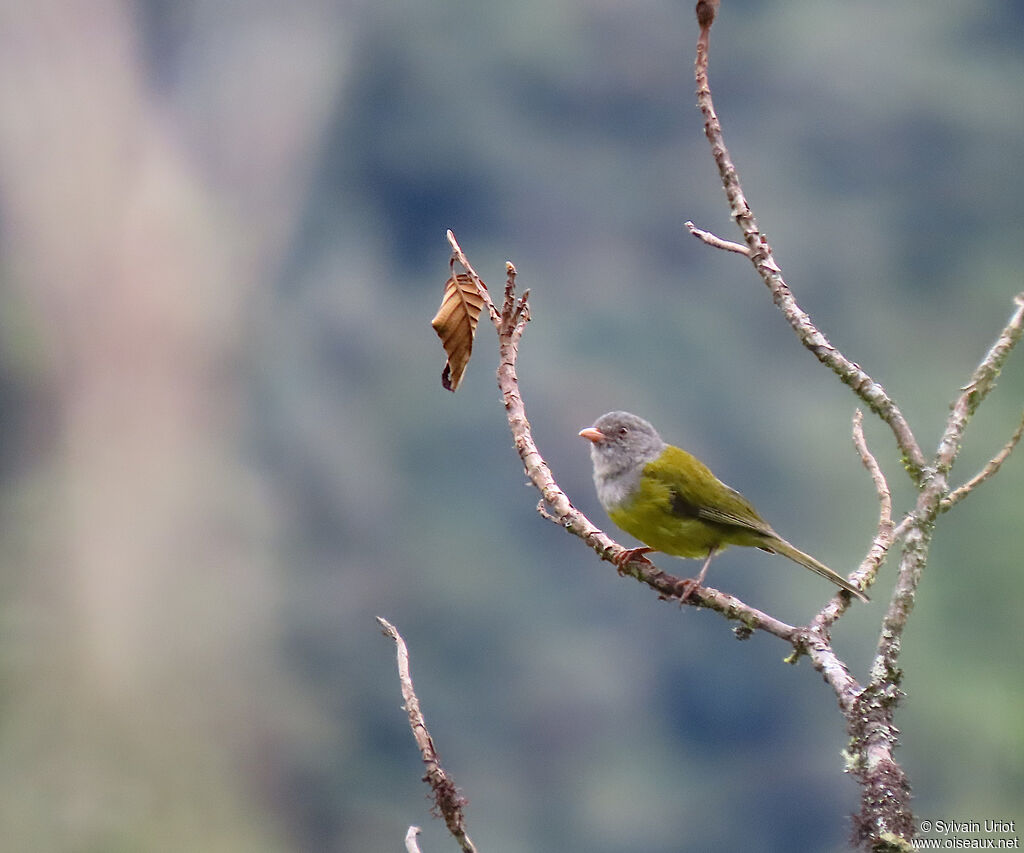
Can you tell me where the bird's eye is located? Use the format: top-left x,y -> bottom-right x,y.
617,427 -> 628,437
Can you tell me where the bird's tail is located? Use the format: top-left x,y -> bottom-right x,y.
767,537 -> 870,602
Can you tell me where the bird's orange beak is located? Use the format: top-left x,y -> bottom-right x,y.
578,427 -> 604,444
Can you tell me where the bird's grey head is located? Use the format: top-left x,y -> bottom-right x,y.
578,411 -> 666,508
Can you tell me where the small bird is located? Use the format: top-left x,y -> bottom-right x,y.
579,411 -> 868,602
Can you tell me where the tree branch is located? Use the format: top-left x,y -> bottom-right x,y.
789,414 -> 897,721
684,220 -> 750,255
934,293 -> 1024,481
941,408 -> 1024,512
848,294 -> 1024,847
692,14 -> 927,483
872,293 -> 1024,693
809,410 -> 895,637
849,409 -> 896,589
377,617 -> 478,853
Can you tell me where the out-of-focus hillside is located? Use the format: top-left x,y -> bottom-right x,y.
0,2 -> 1020,850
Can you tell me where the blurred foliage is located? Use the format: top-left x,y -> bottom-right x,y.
0,1 -> 1021,851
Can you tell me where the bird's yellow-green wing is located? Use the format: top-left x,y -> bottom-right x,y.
644,445 -> 776,540
638,446 -> 869,601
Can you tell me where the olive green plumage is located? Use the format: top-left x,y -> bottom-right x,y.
579,411 -> 868,602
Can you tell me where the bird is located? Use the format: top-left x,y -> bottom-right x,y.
578,411 -> 868,602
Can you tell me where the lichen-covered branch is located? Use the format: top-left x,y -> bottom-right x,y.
874,293 -> 1024,687
872,293 -> 1024,690
850,293 -> 1024,848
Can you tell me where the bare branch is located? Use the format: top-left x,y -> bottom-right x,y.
847,680 -> 916,848
796,627 -> 863,714
941,408 -> 1024,512
855,476 -> 943,845
934,293 -> 1024,480
795,415 -> 896,728
850,410 -> 895,590
377,618 -> 478,853
684,220 -> 750,255
685,584 -> 802,642
796,415 -> 895,689
693,19 -> 926,482
872,296 -> 1024,698
810,410 -> 895,633
872,293 -> 1024,704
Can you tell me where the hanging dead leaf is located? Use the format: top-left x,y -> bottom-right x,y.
431,273 -> 485,391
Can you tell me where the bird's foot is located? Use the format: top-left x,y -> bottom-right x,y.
612,546 -> 654,574
677,549 -> 715,603
677,577 -> 701,602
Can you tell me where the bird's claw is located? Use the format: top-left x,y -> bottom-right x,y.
677,578 -> 701,603
612,546 -> 654,574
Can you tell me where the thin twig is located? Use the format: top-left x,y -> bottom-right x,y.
377,618 -> 478,853
810,410 -> 894,633
890,514 -> 912,542
934,293 -> 1024,481
684,220 -> 750,255
941,408 -> 1024,512
692,16 -> 926,483
850,410 -> 894,591
795,413 -> 892,694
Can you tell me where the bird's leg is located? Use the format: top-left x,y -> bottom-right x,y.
679,548 -> 717,601
612,546 -> 654,574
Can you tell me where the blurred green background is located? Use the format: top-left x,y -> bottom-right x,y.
0,1 -> 1021,851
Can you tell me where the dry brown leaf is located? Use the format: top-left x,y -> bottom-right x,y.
431,273 -> 485,391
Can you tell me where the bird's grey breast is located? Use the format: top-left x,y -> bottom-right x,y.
591,450 -> 643,511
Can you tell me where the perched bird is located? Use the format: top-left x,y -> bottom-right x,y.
579,411 -> 868,602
